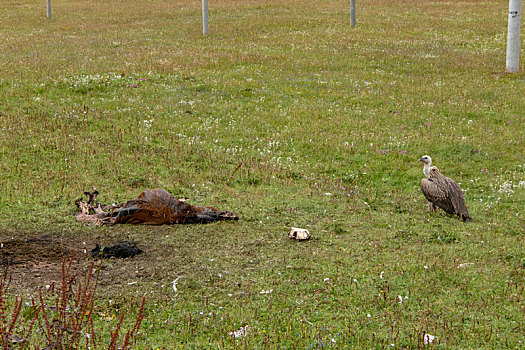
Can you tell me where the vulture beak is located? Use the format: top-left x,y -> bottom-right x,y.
419,157 -> 424,163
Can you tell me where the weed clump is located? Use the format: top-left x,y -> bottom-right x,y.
0,252 -> 145,349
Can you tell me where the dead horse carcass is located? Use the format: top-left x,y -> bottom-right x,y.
75,188 -> 238,225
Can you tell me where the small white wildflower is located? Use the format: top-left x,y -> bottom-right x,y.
424,334 -> 435,344
229,325 -> 249,338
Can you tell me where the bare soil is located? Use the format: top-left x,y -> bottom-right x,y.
0,234 -> 148,293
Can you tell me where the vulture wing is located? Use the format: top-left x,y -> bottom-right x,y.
421,167 -> 472,223
421,178 -> 456,215
443,176 -> 471,222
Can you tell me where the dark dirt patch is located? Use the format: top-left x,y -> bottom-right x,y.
0,235 -> 71,265
0,235 -> 87,291
0,234 -> 148,293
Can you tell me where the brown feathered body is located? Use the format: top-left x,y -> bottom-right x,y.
76,188 -> 238,225
421,167 -> 472,222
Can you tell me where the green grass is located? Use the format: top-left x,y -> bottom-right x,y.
0,0 -> 524,348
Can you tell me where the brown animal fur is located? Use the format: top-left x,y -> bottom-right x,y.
75,188 -> 238,225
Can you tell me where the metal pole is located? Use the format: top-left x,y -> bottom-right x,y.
351,0 -> 356,27
202,0 -> 209,35
506,0 -> 522,73
46,0 -> 51,18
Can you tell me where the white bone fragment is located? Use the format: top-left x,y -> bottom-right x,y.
288,227 -> 310,241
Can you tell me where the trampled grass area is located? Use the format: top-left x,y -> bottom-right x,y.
0,0 -> 524,348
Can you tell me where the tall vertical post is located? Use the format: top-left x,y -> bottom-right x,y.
46,0 -> 51,18
350,0 -> 356,27
202,0 -> 209,35
506,0 -> 522,73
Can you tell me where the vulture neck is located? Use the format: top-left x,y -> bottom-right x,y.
423,162 -> 432,178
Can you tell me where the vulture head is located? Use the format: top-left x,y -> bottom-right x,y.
419,155 -> 432,177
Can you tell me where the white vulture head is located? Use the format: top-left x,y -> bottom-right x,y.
419,155 -> 432,177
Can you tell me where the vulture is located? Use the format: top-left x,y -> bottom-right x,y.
419,155 -> 472,222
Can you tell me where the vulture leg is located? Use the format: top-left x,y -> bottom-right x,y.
428,202 -> 438,212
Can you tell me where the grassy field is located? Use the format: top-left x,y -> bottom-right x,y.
0,0 -> 524,348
